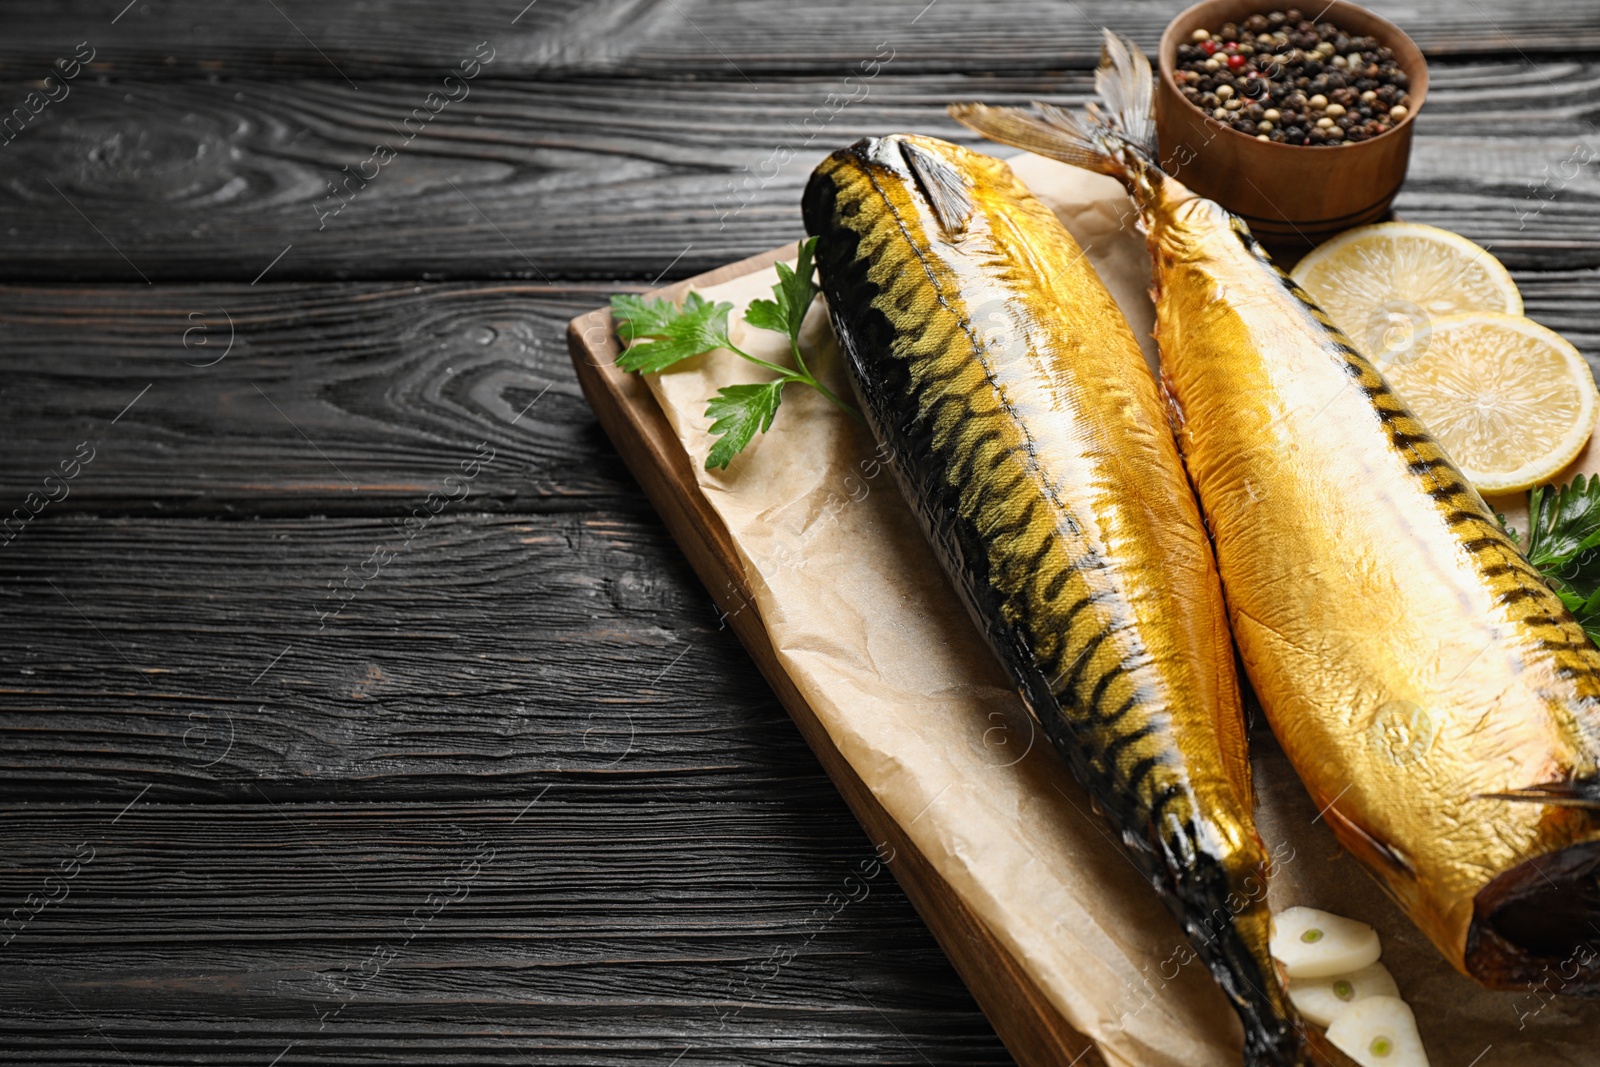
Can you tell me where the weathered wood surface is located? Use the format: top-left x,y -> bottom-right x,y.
0,62 -> 1597,282
0,282 -> 622,514
1,0 -> 1596,80
0,511 -> 814,802
4,0 -> 1597,1063
0,804 -> 1010,1066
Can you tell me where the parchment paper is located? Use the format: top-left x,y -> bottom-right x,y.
639,152 -> 1599,1066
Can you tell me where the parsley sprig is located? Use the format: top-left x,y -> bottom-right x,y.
611,237 -> 861,470
1507,474 -> 1600,644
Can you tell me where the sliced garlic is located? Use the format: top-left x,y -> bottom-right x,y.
1269,906 -> 1381,978
1288,961 -> 1401,1027
1325,995 -> 1429,1067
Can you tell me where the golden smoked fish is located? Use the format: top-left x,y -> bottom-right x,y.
955,33 -> 1600,996
802,133 -> 1313,1064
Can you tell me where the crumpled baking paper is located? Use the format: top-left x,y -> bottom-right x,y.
638,151 -> 1599,1066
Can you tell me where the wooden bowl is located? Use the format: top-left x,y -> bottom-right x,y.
1155,0 -> 1429,251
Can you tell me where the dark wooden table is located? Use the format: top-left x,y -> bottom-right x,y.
1,3 -> 1595,1063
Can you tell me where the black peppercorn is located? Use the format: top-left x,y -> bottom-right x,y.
1174,9 -> 1415,147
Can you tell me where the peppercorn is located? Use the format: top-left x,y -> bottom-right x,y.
1174,9 -> 1415,146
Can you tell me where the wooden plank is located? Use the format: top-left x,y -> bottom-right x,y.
0,282 -> 632,515
566,248 -> 1102,1067
0,0 -> 1594,80
0,64 -> 1595,282
0,803 -> 1013,1065
0,510 -> 864,802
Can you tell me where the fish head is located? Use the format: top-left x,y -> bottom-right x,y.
807,134 -> 1015,246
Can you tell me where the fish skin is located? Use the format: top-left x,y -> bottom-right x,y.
802,133 -> 1310,1066
1152,183 -> 1600,990
951,31 -> 1600,997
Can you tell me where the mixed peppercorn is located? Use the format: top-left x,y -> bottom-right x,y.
1173,9 -> 1414,146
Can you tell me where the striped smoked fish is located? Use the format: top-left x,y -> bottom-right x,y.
953,32 -> 1600,997
802,135 -> 1313,1064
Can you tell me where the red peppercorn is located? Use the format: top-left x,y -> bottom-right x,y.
1227,53 -> 1247,70
1202,39 -> 1219,55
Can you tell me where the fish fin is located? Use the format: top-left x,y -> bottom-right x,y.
949,30 -> 1158,185
898,138 -> 973,238
1093,29 -> 1156,153
947,100 -> 1124,178
1321,801 -> 1416,878
1479,777 -> 1600,809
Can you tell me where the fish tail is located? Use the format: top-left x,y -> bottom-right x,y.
949,30 -> 1162,201
1181,870 -> 1312,1067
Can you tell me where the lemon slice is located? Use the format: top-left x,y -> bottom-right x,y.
1292,222 -> 1521,364
1377,313 -> 1598,494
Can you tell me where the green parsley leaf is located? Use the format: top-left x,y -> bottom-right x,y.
610,293 -> 677,344
741,296 -> 788,336
611,291 -> 735,374
607,237 -> 856,471
1557,585 -> 1600,646
1516,474 -> 1600,649
744,236 -> 819,345
1523,474 -> 1600,573
1578,600 -> 1600,647
703,381 -> 785,471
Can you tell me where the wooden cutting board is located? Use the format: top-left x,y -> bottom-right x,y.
567,245 -> 1105,1067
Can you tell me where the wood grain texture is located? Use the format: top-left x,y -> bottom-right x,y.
0,62 -> 1595,282
0,282 -> 630,515
0,0 -> 1595,80
0,510 -> 836,802
566,248 -> 1102,1067
0,803 -> 1012,1065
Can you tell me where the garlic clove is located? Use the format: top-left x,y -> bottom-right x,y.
1288,961 -> 1401,1027
1269,906 -> 1382,978
1325,995 -> 1430,1067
